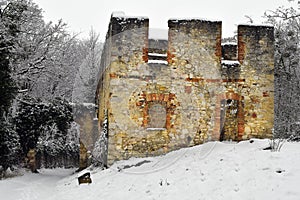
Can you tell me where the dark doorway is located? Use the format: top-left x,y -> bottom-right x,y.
220,99 -> 239,141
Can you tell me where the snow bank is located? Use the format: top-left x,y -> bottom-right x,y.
1,140 -> 300,200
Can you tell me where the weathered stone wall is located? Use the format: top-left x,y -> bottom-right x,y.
167,19 -> 223,143
168,19 -> 222,78
96,14 -> 274,166
72,104 -> 97,169
73,104 -> 98,152
149,39 -> 168,54
97,14 -> 152,165
238,25 -> 274,139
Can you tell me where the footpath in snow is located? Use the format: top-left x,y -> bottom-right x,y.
1,139 -> 300,200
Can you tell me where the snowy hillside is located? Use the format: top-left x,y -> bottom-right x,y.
1,139 -> 300,200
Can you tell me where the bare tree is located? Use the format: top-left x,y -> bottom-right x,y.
72,28 -> 102,103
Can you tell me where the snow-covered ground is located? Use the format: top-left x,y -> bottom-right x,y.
1,139 -> 300,200
0,168 -> 75,200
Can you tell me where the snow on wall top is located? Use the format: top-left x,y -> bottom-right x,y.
168,17 -> 221,23
238,23 -> 273,28
111,11 -> 148,20
221,60 -> 240,65
148,53 -> 167,57
112,11 -> 125,17
148,60 -> 168,65
222,42 -> 237,45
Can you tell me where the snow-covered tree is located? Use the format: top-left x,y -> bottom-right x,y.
0,0 -> 88,103
36,122 -> 79,168
0,0 -> 18,116
264,0 -> 300,140
15,97 -> 71,152
0,118 -> 20,175
0,0 -> 101,170
0,0 -> 21,175
92,111 -> 108,168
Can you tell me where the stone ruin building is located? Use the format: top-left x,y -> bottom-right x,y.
95,12 -> 274,166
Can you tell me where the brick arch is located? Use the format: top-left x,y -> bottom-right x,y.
128,84 -> 180,130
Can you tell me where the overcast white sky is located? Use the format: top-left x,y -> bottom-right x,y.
33,0 -> 297,41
